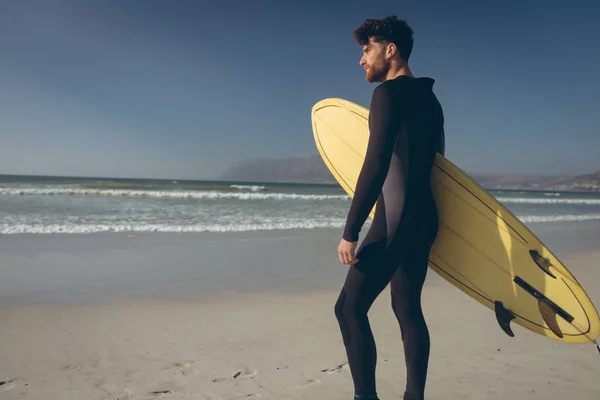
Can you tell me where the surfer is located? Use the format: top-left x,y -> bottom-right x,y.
334,16 -> 446,400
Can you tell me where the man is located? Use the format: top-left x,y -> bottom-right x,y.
333,16 -> 446,400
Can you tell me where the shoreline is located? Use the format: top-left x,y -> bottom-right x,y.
1,226 -> 598,307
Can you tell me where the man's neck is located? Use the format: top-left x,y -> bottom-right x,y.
385,64 -> 414,81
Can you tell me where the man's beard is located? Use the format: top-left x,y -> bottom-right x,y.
365,57 -> 389,82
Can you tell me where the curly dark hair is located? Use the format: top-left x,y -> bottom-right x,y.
353,15 -> 414,62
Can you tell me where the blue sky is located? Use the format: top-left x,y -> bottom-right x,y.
0,0 -> 598,179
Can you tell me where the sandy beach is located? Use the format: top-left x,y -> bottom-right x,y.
2,2 -> 600,399
1,229 -> 599,399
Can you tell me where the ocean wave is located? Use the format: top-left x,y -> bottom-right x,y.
2,212 -> 599,235
0,220 -> 348,234
229,185 -> 267,192
0,187 -> 348,201
519,214 -> 600,223
497,197 -> 600,205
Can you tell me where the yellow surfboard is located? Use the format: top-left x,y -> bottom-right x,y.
311,97 -> 600,348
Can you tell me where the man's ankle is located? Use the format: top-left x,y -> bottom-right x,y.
403,391 -> 423,400
354,394 -> 379,400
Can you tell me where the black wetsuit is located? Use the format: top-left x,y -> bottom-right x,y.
334,75 -> 445,400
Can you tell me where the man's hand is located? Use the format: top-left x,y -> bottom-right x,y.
338,238 -> 359,265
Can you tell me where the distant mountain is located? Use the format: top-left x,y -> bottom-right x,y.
219,155 -> 336,184
220,155 -> 600,192
472,169 -> 600,192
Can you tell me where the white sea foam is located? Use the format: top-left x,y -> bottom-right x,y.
519,214 -> 600,223
0,187 -> 348,201
0,220 -> 348,234
496,197 -> 600,205
229,185 -> 267,192
2,213 -> 599,234
4,188 -> 598,204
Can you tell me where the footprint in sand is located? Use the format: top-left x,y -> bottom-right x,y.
168,360 -> 200,377
93,380 -> 133,400
0,379 -> 18,393
287,362 -> 349,391
212,368 -> 258,383
320,362 -> 349,374
287,378 -> 322,391
151,389 -> 174,397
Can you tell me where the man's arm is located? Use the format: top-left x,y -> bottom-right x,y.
342,83 -> 403,242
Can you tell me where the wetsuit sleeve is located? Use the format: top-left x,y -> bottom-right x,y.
342,83 -> 403,242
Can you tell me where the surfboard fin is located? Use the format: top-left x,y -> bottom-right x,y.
538,300 -> 563,338
529,249 -> 556,279
494,301 -> 516,337
513,276 -> 574,339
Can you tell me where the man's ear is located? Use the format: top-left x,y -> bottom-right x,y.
386,42 -> 397,59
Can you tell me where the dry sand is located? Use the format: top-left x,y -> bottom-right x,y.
0,233 -> 599,399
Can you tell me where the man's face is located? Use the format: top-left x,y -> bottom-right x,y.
359,38 -> 390,83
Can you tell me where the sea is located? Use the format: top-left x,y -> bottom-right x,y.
1,174 -> 600,236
